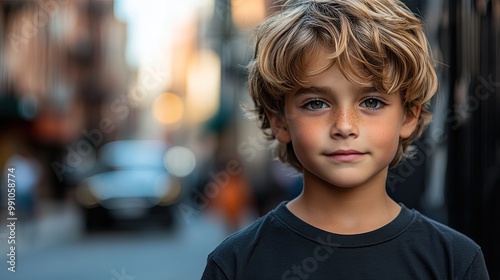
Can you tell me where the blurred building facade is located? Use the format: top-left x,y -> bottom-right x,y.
0,0 -> 129,202
389,0 -> 500,277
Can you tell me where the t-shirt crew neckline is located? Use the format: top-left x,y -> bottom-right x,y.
273,201 -> 416,248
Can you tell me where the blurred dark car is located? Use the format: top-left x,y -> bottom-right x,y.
76,140 -> 182,231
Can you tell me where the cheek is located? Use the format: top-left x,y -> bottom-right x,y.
290,123 -> 319,146
368,124 -> 401,156
288,121 -> 324,158
367,109 -> 405,150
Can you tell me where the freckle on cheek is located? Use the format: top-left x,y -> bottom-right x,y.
352,111 -> 358,120
349,111 -> 360,123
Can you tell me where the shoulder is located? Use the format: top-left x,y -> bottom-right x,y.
210,215 -> 268,256
202,221 -> 263,280
393,207 -> 489,278
411,210 -> 480,251
406,209 -> 489,277
210,202 -> 292,255
206,206 -> 285,274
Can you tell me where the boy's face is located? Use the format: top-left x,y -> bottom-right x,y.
269,52 -> 420,189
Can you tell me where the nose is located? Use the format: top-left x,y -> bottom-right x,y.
330,106 -> 359,138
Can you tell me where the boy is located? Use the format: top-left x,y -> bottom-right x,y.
202,0 -> 489,279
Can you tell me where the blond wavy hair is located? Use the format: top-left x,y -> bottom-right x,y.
247,0 -> 438,171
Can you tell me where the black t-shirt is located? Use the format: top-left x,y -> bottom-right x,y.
201,202 -> 489,279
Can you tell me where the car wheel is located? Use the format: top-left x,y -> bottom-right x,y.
84,207 -> 114,232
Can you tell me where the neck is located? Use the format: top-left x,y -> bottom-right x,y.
287,169 -> 400,234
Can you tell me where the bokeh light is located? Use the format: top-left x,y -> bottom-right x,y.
186,49 -> 221,124
152,92 -> 184,125
163,146 -> 196,177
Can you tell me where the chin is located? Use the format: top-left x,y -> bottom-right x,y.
314,174 -> 369,189
318,171 -> 385,189
328,180 -> 367,189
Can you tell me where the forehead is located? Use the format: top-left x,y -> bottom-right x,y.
302,48 -> 372,89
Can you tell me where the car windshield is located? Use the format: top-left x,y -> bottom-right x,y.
99,140 -> 169,169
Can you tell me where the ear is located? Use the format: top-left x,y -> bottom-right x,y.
399,105 -> 421,139
267,112 -> 291,143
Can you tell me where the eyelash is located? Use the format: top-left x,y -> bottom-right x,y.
360,97 -> 386,110
302,99 -> 328,111
301,97 -> 387,111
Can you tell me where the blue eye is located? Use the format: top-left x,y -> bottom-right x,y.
361,98 -> 385,110
304,100 -> 328,110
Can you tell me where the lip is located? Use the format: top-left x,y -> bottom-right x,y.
326,149 -> 366,162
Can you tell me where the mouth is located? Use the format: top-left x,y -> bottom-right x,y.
326,149 -> 367,162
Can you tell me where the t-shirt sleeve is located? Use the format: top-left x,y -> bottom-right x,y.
461,249 -> 490,280
200,256 -> 229,280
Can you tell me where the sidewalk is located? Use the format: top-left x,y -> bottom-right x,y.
0,200 -> 84,256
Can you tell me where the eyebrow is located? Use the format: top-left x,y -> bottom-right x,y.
293,86 -> 331,98
293,85 -> 379,99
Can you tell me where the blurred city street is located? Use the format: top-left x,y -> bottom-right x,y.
0,200 -> 229,280
0,0 -> 498,278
